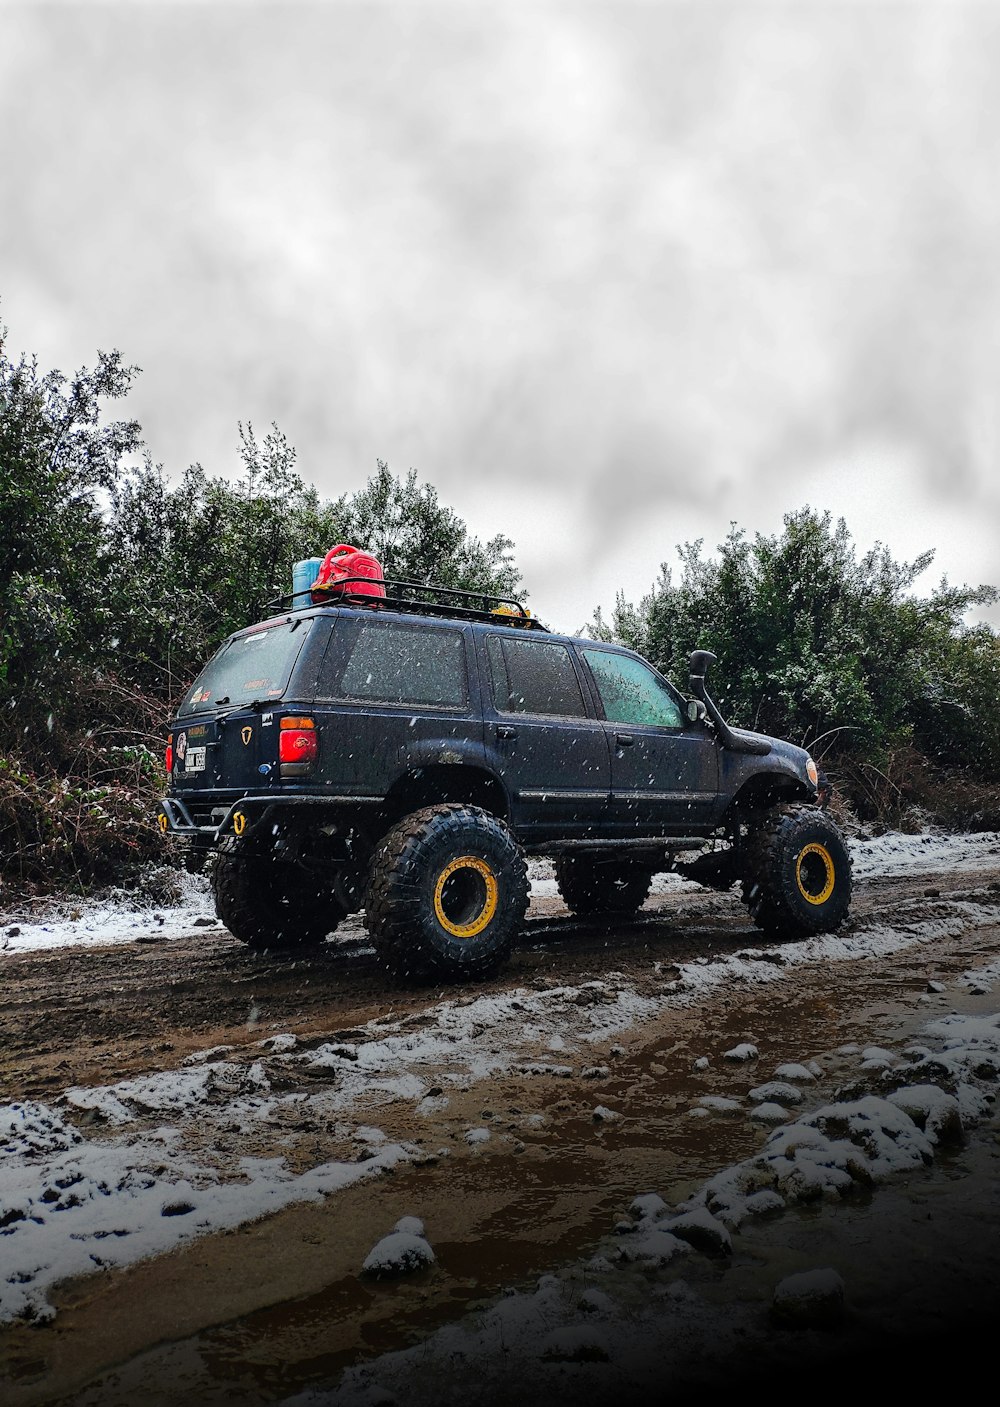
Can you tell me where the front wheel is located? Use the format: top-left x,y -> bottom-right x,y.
213,856 -> 345,951
741,804 -> 851,937
366,804 -> 528,982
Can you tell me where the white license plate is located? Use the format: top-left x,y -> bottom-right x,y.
186,746 -> 207,773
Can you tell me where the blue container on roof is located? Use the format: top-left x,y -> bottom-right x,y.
291,558 -> 323,610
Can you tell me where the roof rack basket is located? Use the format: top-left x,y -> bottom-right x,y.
266,576 -> 547,630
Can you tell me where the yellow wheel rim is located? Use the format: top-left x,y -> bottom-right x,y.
433,855 -> 499,938
796,842 -> 836,905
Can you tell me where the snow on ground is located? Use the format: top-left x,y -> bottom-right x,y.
3,874 -> 1000,1326
848,828 -> 1000,880
666,896 -> 1000,1004
3,831 -> 998,956
0,975 -> 664,1322
0,1101 -> 413,1324
0,868 -> 218,954
282,1011 -> 1000,1407
2,829 -> 999,1327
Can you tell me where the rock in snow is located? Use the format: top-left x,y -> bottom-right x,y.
886,1085 -> 964,1145
697,1095 -> 743,1114
362,1230 -> 435,1277
744,1189 -> 785,1216
630,1192 -> 669,1221
772,1062 -> 817,1083
749,1102 -> 791,1124
664,1209 -> 733,1257
771,1268 -> 846,1328
723,1043 -> 760,1062
620,1228 -> 689,1266
392,1216 -> 425,1237
748,1081 -> 804,1104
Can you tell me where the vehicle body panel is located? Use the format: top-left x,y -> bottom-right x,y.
163,603 -> 818,850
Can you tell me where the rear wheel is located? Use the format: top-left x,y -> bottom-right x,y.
741,804 -> 851,936
366,803 -> 528,982
554,856 -> 654,917
213,855 -> 345,951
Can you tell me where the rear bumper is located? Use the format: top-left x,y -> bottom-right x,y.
157,793 -> 381,843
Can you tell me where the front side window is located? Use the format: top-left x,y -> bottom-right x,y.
487,636 -> 587,718
582,649 -> 684,729
330,620 -> 468,708
179,619 -> 312,716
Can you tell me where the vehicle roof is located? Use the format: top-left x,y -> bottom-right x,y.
237,603 -> 618,653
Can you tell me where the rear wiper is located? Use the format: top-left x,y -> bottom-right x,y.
213,697 -> 270,722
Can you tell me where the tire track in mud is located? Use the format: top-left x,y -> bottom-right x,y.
2,875 -> 999,1407
2,863 -> 999,1102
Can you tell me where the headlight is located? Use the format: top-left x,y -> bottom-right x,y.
806,756 -> 819,787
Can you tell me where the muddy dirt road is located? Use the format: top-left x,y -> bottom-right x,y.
2,836 -> 1000,1405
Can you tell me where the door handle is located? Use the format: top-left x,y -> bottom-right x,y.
615,733 -> 634,747
497,725 -> 517,740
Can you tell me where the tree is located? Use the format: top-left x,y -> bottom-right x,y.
0,320 -> 141,752
592,508 -> 999,773
340,461 -> 522,598
105,424 -> 348,696
106,444 -> 523,702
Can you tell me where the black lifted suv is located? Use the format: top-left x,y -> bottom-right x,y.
159,578 -> 851,982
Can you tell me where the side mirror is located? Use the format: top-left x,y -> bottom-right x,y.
686,698 -> 708,723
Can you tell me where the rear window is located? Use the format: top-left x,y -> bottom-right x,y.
322,619 -> 468,708
179,620 -> 311,716
486,635 -> 587,718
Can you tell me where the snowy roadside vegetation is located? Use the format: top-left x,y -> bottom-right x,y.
0,866 -> 217,953
2,831 -> 999,1327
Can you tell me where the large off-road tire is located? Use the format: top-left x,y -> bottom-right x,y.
740,804 -> 852,937
554,856 -> 654,917
365,804 -> 528,983
213,856 -> 345,951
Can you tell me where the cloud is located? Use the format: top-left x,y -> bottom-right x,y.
2,1 -> 999,632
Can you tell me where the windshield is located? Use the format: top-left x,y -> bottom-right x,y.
178,619 -> 312,717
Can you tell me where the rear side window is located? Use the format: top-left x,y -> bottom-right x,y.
179,619 -> 312,716
582,648 -> 684,728
325,620 -> 468,708
486,635 -> 587,718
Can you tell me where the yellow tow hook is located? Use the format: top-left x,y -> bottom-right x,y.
232,810 -> 247,837
157,811 -> 169,834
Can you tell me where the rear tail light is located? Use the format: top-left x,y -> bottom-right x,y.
165,741 -> 173,775
279,716 -> 317,776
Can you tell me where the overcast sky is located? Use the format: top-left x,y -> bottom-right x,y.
3,0 -> 1000,634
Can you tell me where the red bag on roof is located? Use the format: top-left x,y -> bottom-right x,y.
310,545 -> 386,603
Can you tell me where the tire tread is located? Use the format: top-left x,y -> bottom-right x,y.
367,803 -> 528,981
740,803 -> 851,937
